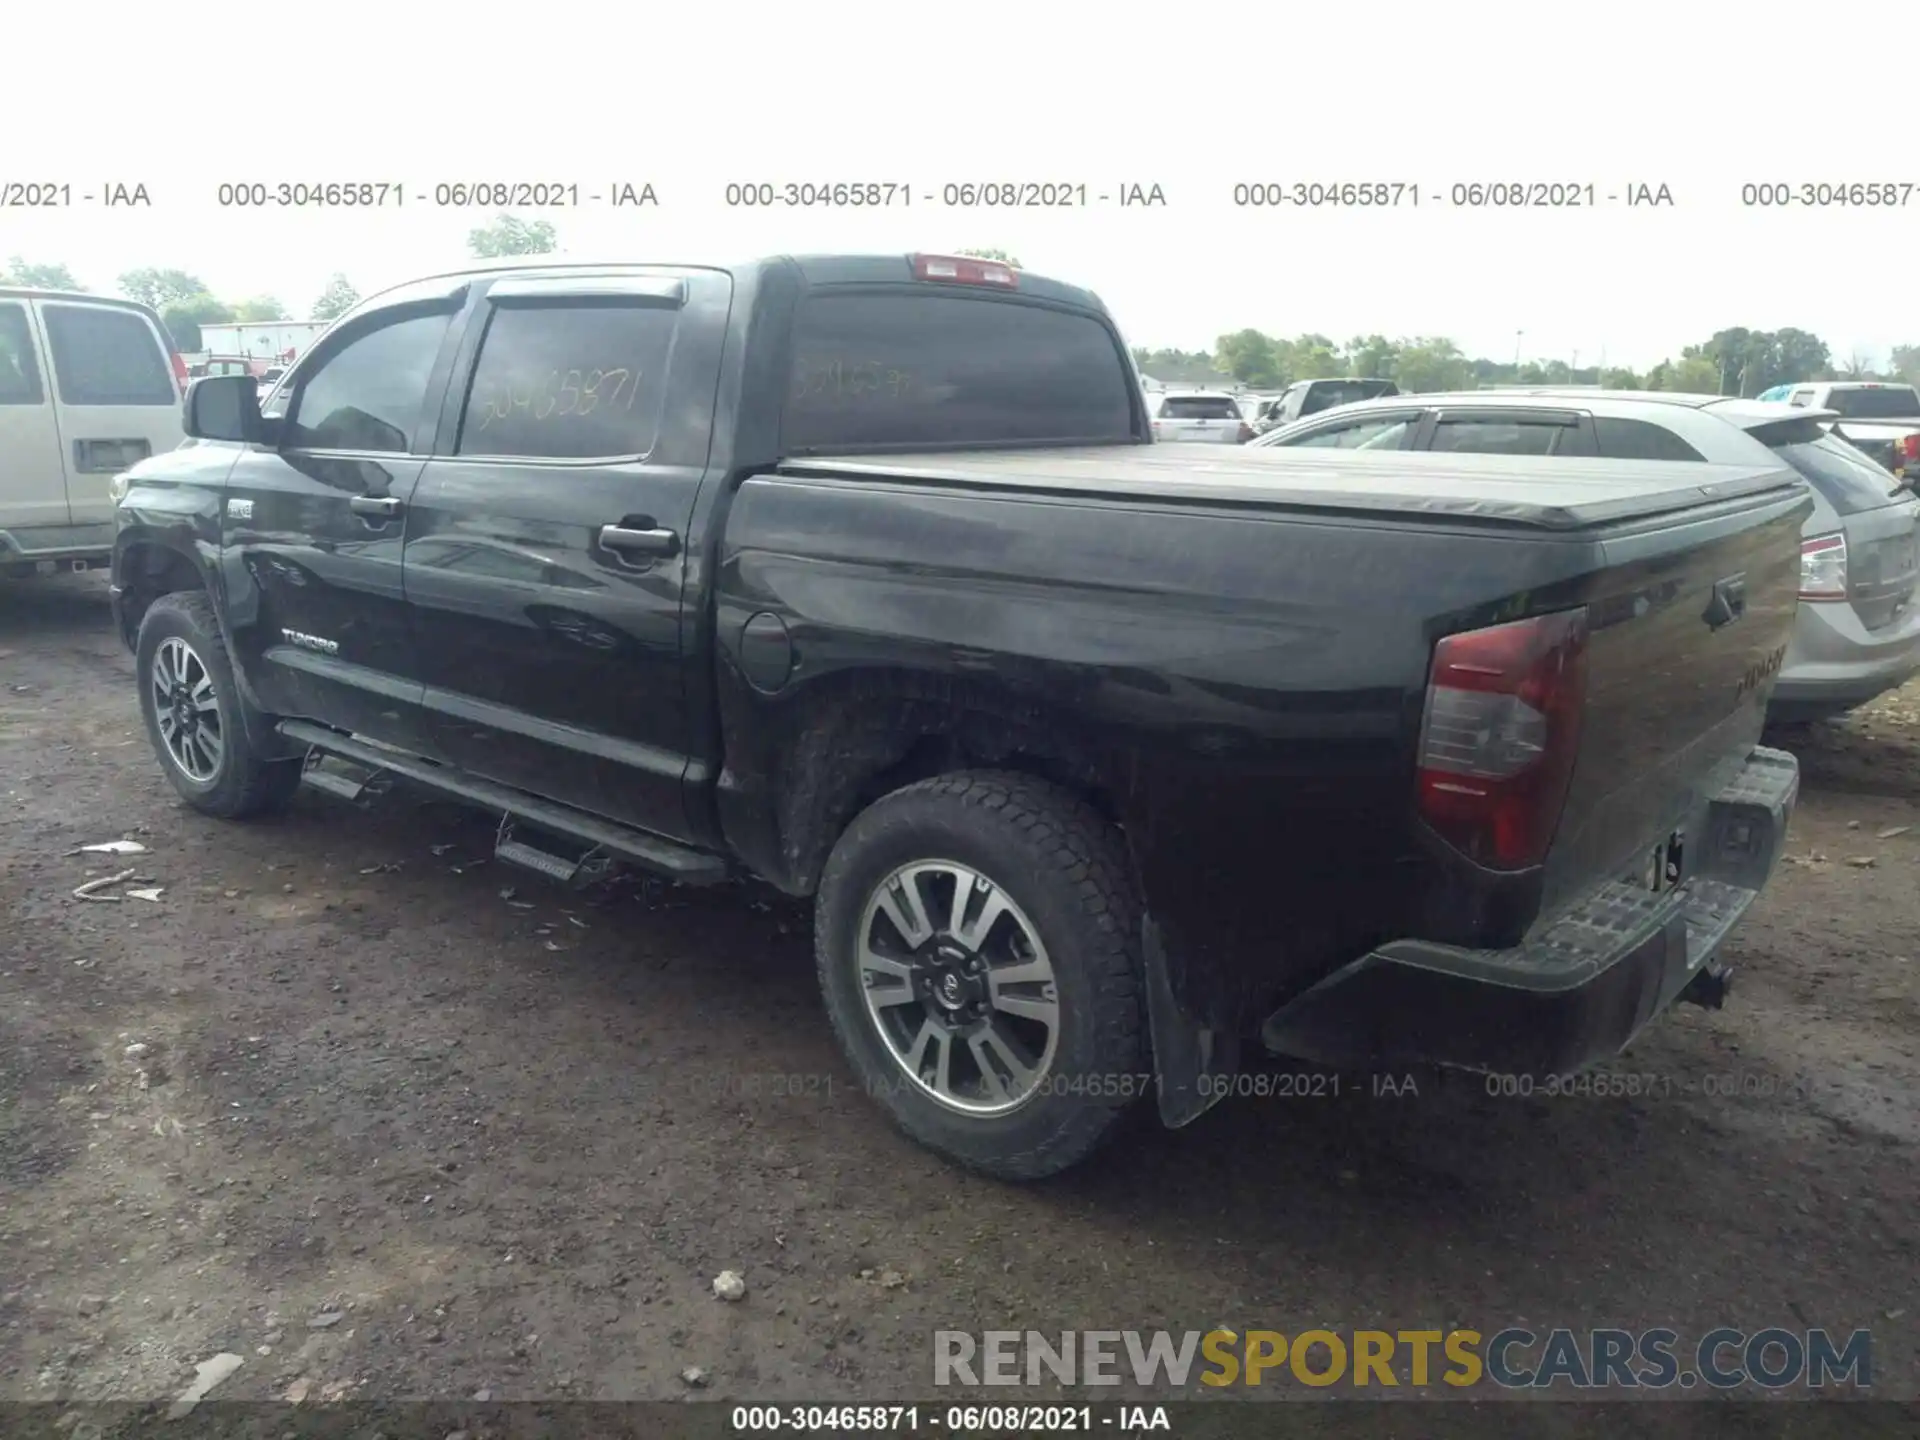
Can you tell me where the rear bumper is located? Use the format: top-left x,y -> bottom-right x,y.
1771,598 -> 1920,720
0,524 -> 114,575
1260,745 -> 1799,1077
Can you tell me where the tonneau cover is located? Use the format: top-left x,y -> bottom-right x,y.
776,444 -> 1805,532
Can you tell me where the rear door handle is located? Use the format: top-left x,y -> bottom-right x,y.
599,523 -> 680,559
350,495 -> 403,518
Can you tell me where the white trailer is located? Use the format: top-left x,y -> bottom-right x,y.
194,321 -> 329,367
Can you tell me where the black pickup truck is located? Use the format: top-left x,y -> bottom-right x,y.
111,253 -> 1808,1179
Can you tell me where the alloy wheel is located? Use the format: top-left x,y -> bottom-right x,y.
150,636 -> 225,783
856,860 -> 1061,1115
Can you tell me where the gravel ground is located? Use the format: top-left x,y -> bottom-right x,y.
2,572 -> 1916,1413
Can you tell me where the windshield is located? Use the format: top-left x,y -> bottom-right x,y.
1300,380 -> 1397,416
1826,386 -> 1920,421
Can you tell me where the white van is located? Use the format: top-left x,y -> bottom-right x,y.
1,289 -> 185,577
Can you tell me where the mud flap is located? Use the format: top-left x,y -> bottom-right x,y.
1143,916 -> 1239,1129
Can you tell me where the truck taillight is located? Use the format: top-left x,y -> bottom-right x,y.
1899,432 -> 1920,463
1415,609 -> 1588,871
1237,422 -> 1254,443
911,253 -> 1018,288
1798,533 -> 1849,601
169,351 -> 189,395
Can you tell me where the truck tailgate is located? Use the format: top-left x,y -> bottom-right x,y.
1537,485 -> 1807,921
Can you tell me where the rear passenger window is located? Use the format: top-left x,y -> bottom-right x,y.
456,301 -> 678,459
286,308 -> 452,453
784,293 -> 1135,451
42,304 -> 173,406
0,303 -> 43,404
1430,419 -> 1591,456
1593,417 -> 1705,461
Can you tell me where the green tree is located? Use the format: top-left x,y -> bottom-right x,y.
1891,345 -> 1920,384
1213,329 -> 1282,388
5,257 -> 83,290
1133,347 -> 1218,387
468,214 -> 558,258
161,294 -> 236,353
118,267 -> 211,311
1275,334 -> 1343,383
1687,326 -> 1831,395
1599,367 -> 1644,390
1345,335 -> 1397,380
232,295 -> 290,321
1647,355 -> 1722,393
1393,337 -> 1473,393
311,275 -> 360,322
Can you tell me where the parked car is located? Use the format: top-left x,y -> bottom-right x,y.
0,288 -> 185,578
1252,377 -> 1400,434
1149,389 -> 1252,443
1255,389 -> 1920,722
1779,381 -> 1920,482
1241,392 -> 1287,429
112,254 -> 1806,1179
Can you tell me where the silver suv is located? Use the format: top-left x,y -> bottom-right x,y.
1254,389 -> 1920,722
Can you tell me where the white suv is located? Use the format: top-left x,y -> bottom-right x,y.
1150,390 -> 1252,444
1,289 -> 184,578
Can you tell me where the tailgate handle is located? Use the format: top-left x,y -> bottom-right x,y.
1703,574 -> 1747,630
349,495 -> 403,519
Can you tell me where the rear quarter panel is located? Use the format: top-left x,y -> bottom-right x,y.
712,473 -> 1623,1025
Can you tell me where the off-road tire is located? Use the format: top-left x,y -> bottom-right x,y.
816,770 -> 1148,1180
136,591 -> 302,819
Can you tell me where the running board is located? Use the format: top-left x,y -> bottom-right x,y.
494,817 -> 615,888
299,752 -> 388,805
277,720 -> 728,884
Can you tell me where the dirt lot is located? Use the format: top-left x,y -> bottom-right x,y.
3,572 -> 1917,1411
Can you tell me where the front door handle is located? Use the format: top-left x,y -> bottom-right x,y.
350,495 -> 403,519
599,523 -> 680,559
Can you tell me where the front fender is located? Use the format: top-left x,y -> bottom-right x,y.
112,518 -> 295,762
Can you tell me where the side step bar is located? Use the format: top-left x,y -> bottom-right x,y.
278,719 -> 729,885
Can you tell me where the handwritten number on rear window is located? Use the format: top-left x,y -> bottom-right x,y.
792,358 -> 914,403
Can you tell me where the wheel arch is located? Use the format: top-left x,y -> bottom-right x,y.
112,529 -> 212,650
753,670 -> 1133,901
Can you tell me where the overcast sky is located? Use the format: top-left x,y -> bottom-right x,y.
9,1 -> 1919,371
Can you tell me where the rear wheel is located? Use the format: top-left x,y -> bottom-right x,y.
816,771 -> 1147,1180
135,592 -> 301,819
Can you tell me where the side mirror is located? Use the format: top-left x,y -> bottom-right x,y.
184,374 -> 265,444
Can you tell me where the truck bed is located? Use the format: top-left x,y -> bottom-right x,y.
777,444 -> 1805,532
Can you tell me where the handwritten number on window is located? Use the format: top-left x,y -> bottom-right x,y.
474,366 -> 643,431
790,359 -> 914,405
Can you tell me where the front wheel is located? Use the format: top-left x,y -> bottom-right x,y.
135,591 -> 302,819
815,771 -> 1148,1180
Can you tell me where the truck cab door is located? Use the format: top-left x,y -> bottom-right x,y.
404,271 -> 729,844
0,299 -> 67,553
36,299 -> 183,530
219,285 -> 472,756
